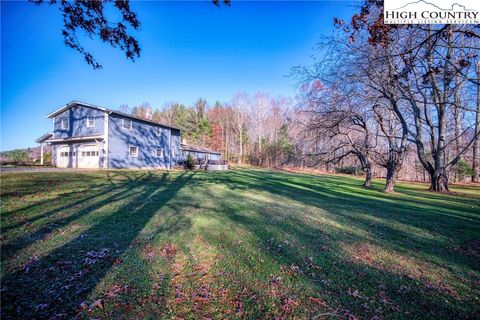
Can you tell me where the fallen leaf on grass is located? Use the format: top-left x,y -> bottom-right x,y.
160,243 -> 177,259
83,249 -> 109,265
90,299 -> 104,310
347,288 -> 362,298
308,297 -> 328,308
105,284 -> 129,298
281,297 -> 299,313
304,257 -> 321,270
112,257 -> 123,266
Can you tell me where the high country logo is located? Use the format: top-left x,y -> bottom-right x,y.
384,0 -> 480,24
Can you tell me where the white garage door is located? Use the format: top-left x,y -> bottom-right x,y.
56,146 -> 72,168
78,145 -> 99,168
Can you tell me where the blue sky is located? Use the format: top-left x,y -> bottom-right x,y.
1,1 -> 355,151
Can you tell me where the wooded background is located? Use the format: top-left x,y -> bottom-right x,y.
121,1 -> 479,193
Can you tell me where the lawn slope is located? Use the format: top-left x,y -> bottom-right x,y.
1,167 -> 479,319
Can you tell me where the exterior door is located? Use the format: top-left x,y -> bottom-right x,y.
78,145 -> 99,168
56,145 -> 71,168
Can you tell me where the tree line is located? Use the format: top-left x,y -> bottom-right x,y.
120,1 -> 479,193
119,92 -> 296,168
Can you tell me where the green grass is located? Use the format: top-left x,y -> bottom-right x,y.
1,167 -> 479,319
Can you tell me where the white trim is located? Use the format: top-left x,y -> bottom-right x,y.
129,146 -> 139,157
61,117 -> 69,129
122,118 -> 132,130
86,115 -> 95,127
104,112 -> 109,169
40,143 -> 44,165
155,148 -> 164,157
45,101 -> 180,130
46,101 -> 108,118
168,129 -> 172,169
47,135 -> 104,143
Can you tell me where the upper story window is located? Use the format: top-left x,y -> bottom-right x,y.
156,148 -> 164,157
122,119 -> 132,130
60,118 -> 69,129
86,116 -> 95,127
129,146 -> 138,157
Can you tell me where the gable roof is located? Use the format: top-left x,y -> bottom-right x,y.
181,143 -> 221,155
46,101 -> 180,130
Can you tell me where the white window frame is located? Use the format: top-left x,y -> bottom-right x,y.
60,118 -> 69,129
86,115 -> 96,127
129,146 -> 138,157
122,118 -> 132,130
155,148 -> 163,157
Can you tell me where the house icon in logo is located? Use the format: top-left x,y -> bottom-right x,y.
393,0 -> 475,12
384,0 -> 480,24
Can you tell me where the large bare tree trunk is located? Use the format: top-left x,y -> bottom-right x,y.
453,83 -> 463,183
426,26 -> 451,192
430,171 -> 449,192
238,128 -> 243,164
364,166 -> 373,188
472,61 -> 480,183
356,151 -> 373,188
384,165 -> 399,192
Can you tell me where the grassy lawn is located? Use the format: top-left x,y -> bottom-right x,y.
1,167 -> 479,319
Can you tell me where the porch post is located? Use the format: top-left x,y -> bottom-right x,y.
40,143 -> 44,165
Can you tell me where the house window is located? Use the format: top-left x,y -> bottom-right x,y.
122,119 -> 132,130
87,116 -> 95,127
60,118 -> 69,129
129,146 -> 138,157
156,148 -> 163,157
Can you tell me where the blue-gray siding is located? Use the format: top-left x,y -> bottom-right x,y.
48,103 -> 220,169
107,113 -> 172,169
53,106 -> 104,139
171,129 -> 181,164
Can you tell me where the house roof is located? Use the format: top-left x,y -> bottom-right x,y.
181,143 -> 221,155
46,101 -> 180,130
35,132 -> 53,143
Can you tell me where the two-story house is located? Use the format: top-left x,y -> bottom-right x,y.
35,101 -> 220,169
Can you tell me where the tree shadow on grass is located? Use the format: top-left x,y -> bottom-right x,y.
1,173 -> 145,234
197,181 -> 480,319
1,172 -> 156,263
1,171 -> 194,320
196,168 -> 480,288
